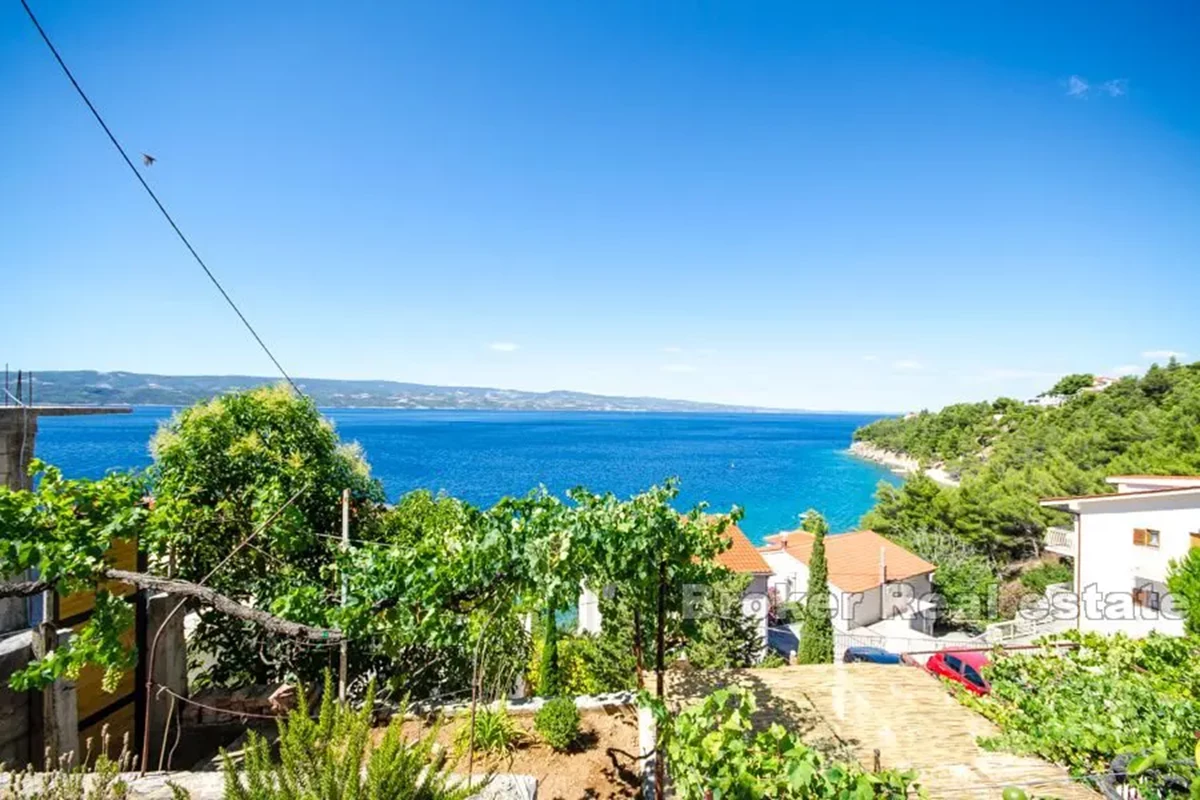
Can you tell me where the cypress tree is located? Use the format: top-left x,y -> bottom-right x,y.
797,509 -> 834,664
537,605 -> 561,696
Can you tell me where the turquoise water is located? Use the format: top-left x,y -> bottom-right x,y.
33,408 -> 899,542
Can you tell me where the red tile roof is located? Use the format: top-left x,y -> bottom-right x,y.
714,524 -> 771,575
761,530 -> 934,593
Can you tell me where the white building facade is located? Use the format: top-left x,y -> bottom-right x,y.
1041,475 -> 1200,638
759,529 -> 938,658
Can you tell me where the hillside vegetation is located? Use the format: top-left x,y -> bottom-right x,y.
855,358 -> 1200,559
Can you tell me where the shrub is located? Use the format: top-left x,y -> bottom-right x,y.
534,697 -> 582,751
758,648 -> 788,668
961,631 -> 1200,797
0,725 -> 166,800
223,674 -> 472,800
1018,561 -> 1072,596
454,704 -> 521,757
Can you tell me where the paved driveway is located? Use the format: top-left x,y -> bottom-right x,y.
667,663 -> 1097,799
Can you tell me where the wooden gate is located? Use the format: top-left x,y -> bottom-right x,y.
52,537 -> 146,762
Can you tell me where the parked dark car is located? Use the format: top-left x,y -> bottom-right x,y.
842,646 -> 903,664
925,650 -> 990,695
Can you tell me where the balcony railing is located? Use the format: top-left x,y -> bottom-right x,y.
1044,526 -> 1075,557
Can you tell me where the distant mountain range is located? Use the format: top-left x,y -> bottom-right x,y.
23,370 -> 780,413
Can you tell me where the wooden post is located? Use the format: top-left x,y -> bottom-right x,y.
31,624 -> 78,765
873,748 -> 881,773
338,489 -> 349,701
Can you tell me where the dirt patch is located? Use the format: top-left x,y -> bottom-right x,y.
390,707 -> 641,800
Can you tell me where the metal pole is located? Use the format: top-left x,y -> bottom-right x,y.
338,488 -> 349,701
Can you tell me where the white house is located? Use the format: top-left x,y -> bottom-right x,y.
1040,475 -> 1200,638
759,529 -> 937,656
577,523 -> 773,654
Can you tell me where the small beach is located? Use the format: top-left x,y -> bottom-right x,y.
848,440 -> 960,488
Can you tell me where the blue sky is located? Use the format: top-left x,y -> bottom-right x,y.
2,1 -> 1197,411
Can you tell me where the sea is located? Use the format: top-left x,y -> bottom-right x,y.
33,408 -> 900,543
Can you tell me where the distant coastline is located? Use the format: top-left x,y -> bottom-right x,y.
19,370 -> 895,415
848,440 -> 960,488
23,370 -> 777,414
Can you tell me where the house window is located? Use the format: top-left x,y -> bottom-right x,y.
1190,532 -> 1200,550
1133,580 -> 1163,610
1133,528 -> 1160,548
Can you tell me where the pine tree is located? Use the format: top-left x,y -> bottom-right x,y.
797,509 -> 834,664
686,574 -> 764,668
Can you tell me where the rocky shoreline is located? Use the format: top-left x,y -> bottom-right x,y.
848,441 -> 960,488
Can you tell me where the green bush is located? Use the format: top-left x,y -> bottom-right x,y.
1018,561 -> 1072,596
1168,549 -> 1200,635
454,704 -> 521,757
534,697 -> 582,751
758,648 -> 788,668
961,632 -> 1200,797
223,675 -> 472,800
661,687 -> 921,799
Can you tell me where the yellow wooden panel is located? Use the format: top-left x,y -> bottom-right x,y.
78,702 -> 136,766
58,537 -> 138,621
74,624 -> 136,723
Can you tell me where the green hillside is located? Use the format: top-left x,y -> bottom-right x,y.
854,358 -> 1200,559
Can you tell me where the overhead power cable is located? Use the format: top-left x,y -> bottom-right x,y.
19,0 -> 301,396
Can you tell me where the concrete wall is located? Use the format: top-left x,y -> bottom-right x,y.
0,631 -> 33,767
0,411 -> 37,491
145,592 -> 189,765
1076,494 -> 1199,637
0,413 -> 36,635
742,574 -> 769,655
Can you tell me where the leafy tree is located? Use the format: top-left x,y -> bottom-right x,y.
1047,373 -> 1095,397
886,528 -> 998,625
1141,363 -> 1171,402
796,510 -> 833,664
570,480 -> 738,694
148,384 -> 385,686
0,461 -> 148,690
1167,549 -> 1200,636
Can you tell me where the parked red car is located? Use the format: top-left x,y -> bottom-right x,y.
925,650 -> 990,695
